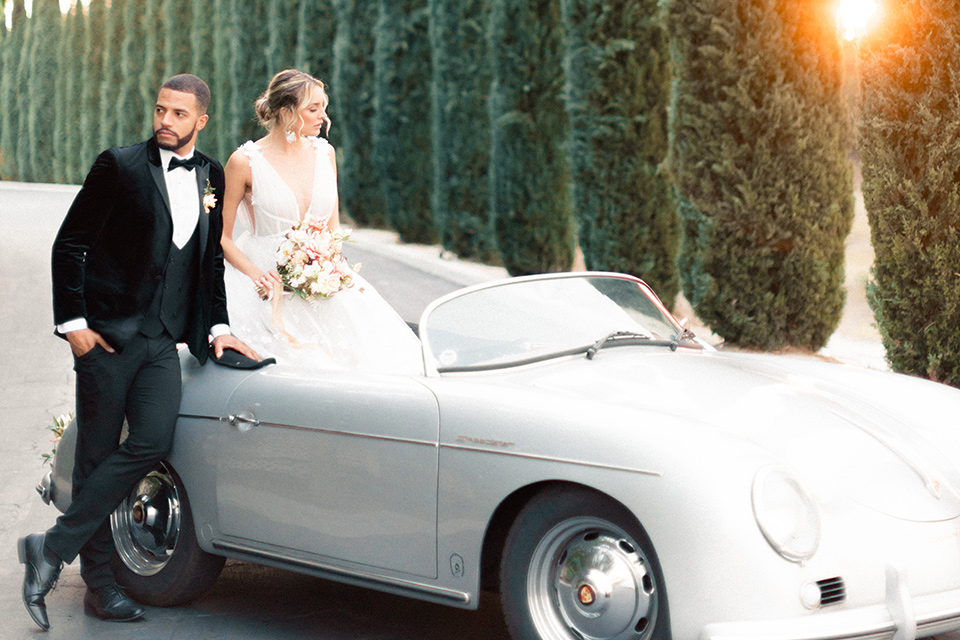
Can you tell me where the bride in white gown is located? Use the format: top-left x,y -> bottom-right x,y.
220,69 -> 422,374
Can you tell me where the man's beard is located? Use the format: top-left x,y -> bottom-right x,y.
153,125 -> 196,151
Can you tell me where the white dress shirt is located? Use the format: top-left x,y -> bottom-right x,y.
58,146 -> 230,340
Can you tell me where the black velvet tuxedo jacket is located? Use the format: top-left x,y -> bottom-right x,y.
52,138 -> 228,364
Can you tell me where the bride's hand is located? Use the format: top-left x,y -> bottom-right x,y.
253,271 -> 283,300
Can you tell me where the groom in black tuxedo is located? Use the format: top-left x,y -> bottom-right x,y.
18,74 -> 258,630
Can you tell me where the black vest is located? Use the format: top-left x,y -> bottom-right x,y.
140,227 -> 200,341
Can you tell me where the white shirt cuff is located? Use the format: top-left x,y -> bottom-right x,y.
210,324 -> 231,339
57,318 -> 88,334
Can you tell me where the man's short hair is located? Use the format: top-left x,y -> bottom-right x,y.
160,74 -> 211,114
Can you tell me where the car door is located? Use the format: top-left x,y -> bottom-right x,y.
215,366 -> 440,578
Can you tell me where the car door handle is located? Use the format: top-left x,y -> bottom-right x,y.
228,412 -> 260,428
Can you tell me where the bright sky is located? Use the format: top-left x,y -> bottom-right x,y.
837,0 -> 880,40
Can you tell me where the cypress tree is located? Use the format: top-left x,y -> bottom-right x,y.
332,0 -> 385,226
116,0 -> 146,145
140,0 -> 164,139
0,0 -> 26,180
27,0 -> 60,183
64,5 -> 85,183
295,0 -> 335,90
563,0 -> 678,304
488,0 -> 574,275
211,0 -> 232,160
163,0 -> 190,76
860,0 -> 960,386
191,0 -> 219,158
15,2 -> 34,181
266,0 -> 298,77
228,0 -> 269,145
98,0 -> 123,149
428,0 -> 495,261
54,5 -> 70,182
373,0 -> 435,243
667,0 -> 853,350
80,0 -> 106,170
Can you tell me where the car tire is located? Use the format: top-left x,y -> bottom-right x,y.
110,462 -> 225,607
500,486 -> 666,640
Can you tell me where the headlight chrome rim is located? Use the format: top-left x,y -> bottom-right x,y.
752,465 -> 821,564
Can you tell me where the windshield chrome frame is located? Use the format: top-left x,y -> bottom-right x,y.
417,272 -> 685,377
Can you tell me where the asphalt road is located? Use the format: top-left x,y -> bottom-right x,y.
2,183 -> 959,640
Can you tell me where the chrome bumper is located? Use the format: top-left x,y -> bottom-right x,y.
36,470 -> 54,505
701,566 -> 960,640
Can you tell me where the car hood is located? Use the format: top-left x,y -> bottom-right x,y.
529,349 -> 960,522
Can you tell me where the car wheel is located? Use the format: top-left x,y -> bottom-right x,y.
500,487 -> 664,640
110,462 -> 225,606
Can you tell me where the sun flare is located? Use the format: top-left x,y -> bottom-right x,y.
837,0 -> 879,40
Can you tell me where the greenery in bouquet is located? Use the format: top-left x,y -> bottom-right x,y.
276,219 -> 358,301
42,413 -> 72,466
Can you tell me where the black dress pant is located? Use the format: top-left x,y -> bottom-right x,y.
44,332 -> 181,589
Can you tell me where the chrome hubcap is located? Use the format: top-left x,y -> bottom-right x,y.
111,464 -> 181,576
529,517 -> 657,640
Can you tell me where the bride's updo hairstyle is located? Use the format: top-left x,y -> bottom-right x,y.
254,69 -> 327,136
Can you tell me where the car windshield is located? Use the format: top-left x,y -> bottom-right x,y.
420,274 -> 687,373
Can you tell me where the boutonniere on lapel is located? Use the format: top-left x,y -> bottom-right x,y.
202,179 -> 217,214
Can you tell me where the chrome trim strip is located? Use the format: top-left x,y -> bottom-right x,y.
211,539 -> 470,605
179,414 -> 439,448
441,443 -> 662,477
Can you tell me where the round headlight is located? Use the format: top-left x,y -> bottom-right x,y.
752,466 -> 821,564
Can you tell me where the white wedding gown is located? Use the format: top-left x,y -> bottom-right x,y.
223,138 -> 423,374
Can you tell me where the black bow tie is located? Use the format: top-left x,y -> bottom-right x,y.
167,155 -> 203,172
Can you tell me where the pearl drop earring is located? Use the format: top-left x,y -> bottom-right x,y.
285,130 -> 297,143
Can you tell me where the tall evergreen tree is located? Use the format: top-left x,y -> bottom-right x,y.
80,0 -> 106,170
266,0 -> 298,78
428,0 -> 495,261
373,0 -> 434,243
211,0 -> 233,160
667,0 -> 853,350
191,0 -> 219,158
488,0 -> 574,275
295,0 -> 335,91
860,0 -> 960,386
0,0 -> 26,180
563,0 -> 678,304
15,1 -> 34,181
332,0 -> 385,226
98,0 -> 123,149
139,0 -> 164,139
228,0 -> 269,144
27,0 -> 60,183
64,5 -> 85,183
163,0 -> 191,76
116,0 -> 147,145
55,6 -> 79,183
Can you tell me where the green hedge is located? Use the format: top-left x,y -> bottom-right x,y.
488,0 -> 574,275
563,0 -> 678,304
860,0 -> 960,386
668,0 -> 853,350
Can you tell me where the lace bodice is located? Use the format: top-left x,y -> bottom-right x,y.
239,137 -> 337,237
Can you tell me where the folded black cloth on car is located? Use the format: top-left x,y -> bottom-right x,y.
208,344 -> 276,369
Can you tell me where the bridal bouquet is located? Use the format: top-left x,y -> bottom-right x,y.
275,219 -> 357,301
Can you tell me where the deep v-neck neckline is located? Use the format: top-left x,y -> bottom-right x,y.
255,141 -> 318,220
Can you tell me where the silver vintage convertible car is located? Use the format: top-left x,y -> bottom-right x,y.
39,272 -> 960,640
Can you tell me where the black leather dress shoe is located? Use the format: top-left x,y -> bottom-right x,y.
83,584 -> 146,622
18,533 -> 63,631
